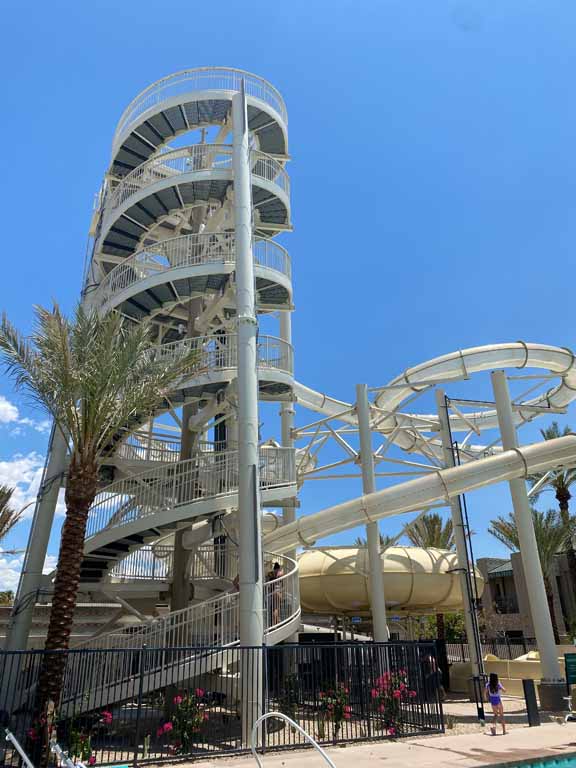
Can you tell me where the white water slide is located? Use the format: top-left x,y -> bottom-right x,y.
264,341 -> 576,548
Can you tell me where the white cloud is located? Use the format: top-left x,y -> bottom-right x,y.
0,395 -> 19,424
0,553 -> 59,593
0,452 -> 66,519
0,394 -> 51,435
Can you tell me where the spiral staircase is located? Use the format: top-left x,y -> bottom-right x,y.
61,68 -> 300,710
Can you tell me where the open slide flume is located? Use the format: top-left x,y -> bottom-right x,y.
264,436 -> 576,552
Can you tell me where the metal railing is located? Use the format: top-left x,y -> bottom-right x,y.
96,232 -> 291,308
113,67 -> 287,146
445,637 -> 537,663
108,544 -> 174,582
153,333 -> 293,378
114,432 -> 181,463
109,542 -> 239,583
105,145 -> 288,220
86,446 -> 295,540
1,642 -> 443,766
78,551 -> 297,650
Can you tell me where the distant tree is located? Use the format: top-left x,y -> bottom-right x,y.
528,422 -> 576,592
489,507 -> 572,643
406,513 -> 454,550
0,590 -> 14,605
354,532 -> 395,548
406,513 -> 455,639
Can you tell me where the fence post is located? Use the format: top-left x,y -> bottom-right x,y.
461,642 -> 465,664
132,645 -> 147,768
505,635 -> 511,660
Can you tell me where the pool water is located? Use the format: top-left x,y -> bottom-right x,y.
511,758 -> 576,768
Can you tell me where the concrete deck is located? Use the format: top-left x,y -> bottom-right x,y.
161,723 -> 576,768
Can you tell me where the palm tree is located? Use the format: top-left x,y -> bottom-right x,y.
354,532 -> 395,548
529,422 -> 576,591
0,590 -> 14,604
488,508 -> 572,643
406,513 -> 455,638
0,304 -> 198,711
406,513 -> 454,551
0,485 -> 22,543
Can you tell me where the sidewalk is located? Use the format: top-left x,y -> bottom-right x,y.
154,722 -> 576,768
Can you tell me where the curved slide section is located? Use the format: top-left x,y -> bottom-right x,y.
264,436 -> 576,553
294,342 -> 576,462
298,546 -> 483,615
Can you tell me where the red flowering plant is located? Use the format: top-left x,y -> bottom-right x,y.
158,689 -> 210,755
65,710 -> 113,765
370,669 -> 417,737
317,684 -> 352,741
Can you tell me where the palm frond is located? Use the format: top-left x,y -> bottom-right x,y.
406,512 -> 454,549
488,507 -> 572,580
0,485 -> 23,543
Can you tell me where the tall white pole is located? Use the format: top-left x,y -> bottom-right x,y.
280,311 -> 300,641
232,85 -> 264,740
435,389 -> 484,714
356,384 -> 388,641
491,370 -> 563,704
6,426 -> 68,650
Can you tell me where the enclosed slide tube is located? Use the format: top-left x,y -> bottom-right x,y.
294,342 -> 576,461
263,436 -> 576,553
298,546 -> 479,615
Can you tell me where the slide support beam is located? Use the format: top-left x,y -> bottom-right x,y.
356,383 -> 389,641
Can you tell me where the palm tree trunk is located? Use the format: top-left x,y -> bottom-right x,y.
556,489 -> 576,598
436,613 -> 446,640
37,457 -> 98,708
544,578 -> 560,645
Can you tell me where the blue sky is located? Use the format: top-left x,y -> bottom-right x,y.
1,0 -> 576,590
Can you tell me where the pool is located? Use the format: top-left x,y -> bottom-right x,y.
502,756 -> 576,768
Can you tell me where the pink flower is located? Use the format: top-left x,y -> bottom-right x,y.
399,683 -> 406,691
101,710 -> 113,725
88,757 -> 97,766
173,695 -> 183,705
393,690 -> 402,699
319,692 -> 325,699
371,688 -> 379,699
388,727 -> 396,737
163,722 -> 173,733
195,688 -> 205,698
344,706 -> 352,713
156,727 -> 164,738
26,728 -> 37,741
378,704 -> 385,713
409,690 -> 417,698
344,713 -> 351,720
203,712 -> 209,721
343,687 -> 349,694
327,703 -> 334,711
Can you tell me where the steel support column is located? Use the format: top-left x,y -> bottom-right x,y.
6,426 -> 68,650
356,383 -> 388,641
491,371 -> 563,689
233,85 -> 264,740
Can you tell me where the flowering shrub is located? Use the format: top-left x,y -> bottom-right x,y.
370,669 -> 417,736
68,710 -> 114,764
317,684 -> 351,740
158,689 -> 209,755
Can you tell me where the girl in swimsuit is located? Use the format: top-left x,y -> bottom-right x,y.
485,672 -> 506,735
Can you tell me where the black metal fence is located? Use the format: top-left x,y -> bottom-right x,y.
446,637 -> 537,663
0,642 -> 443,766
